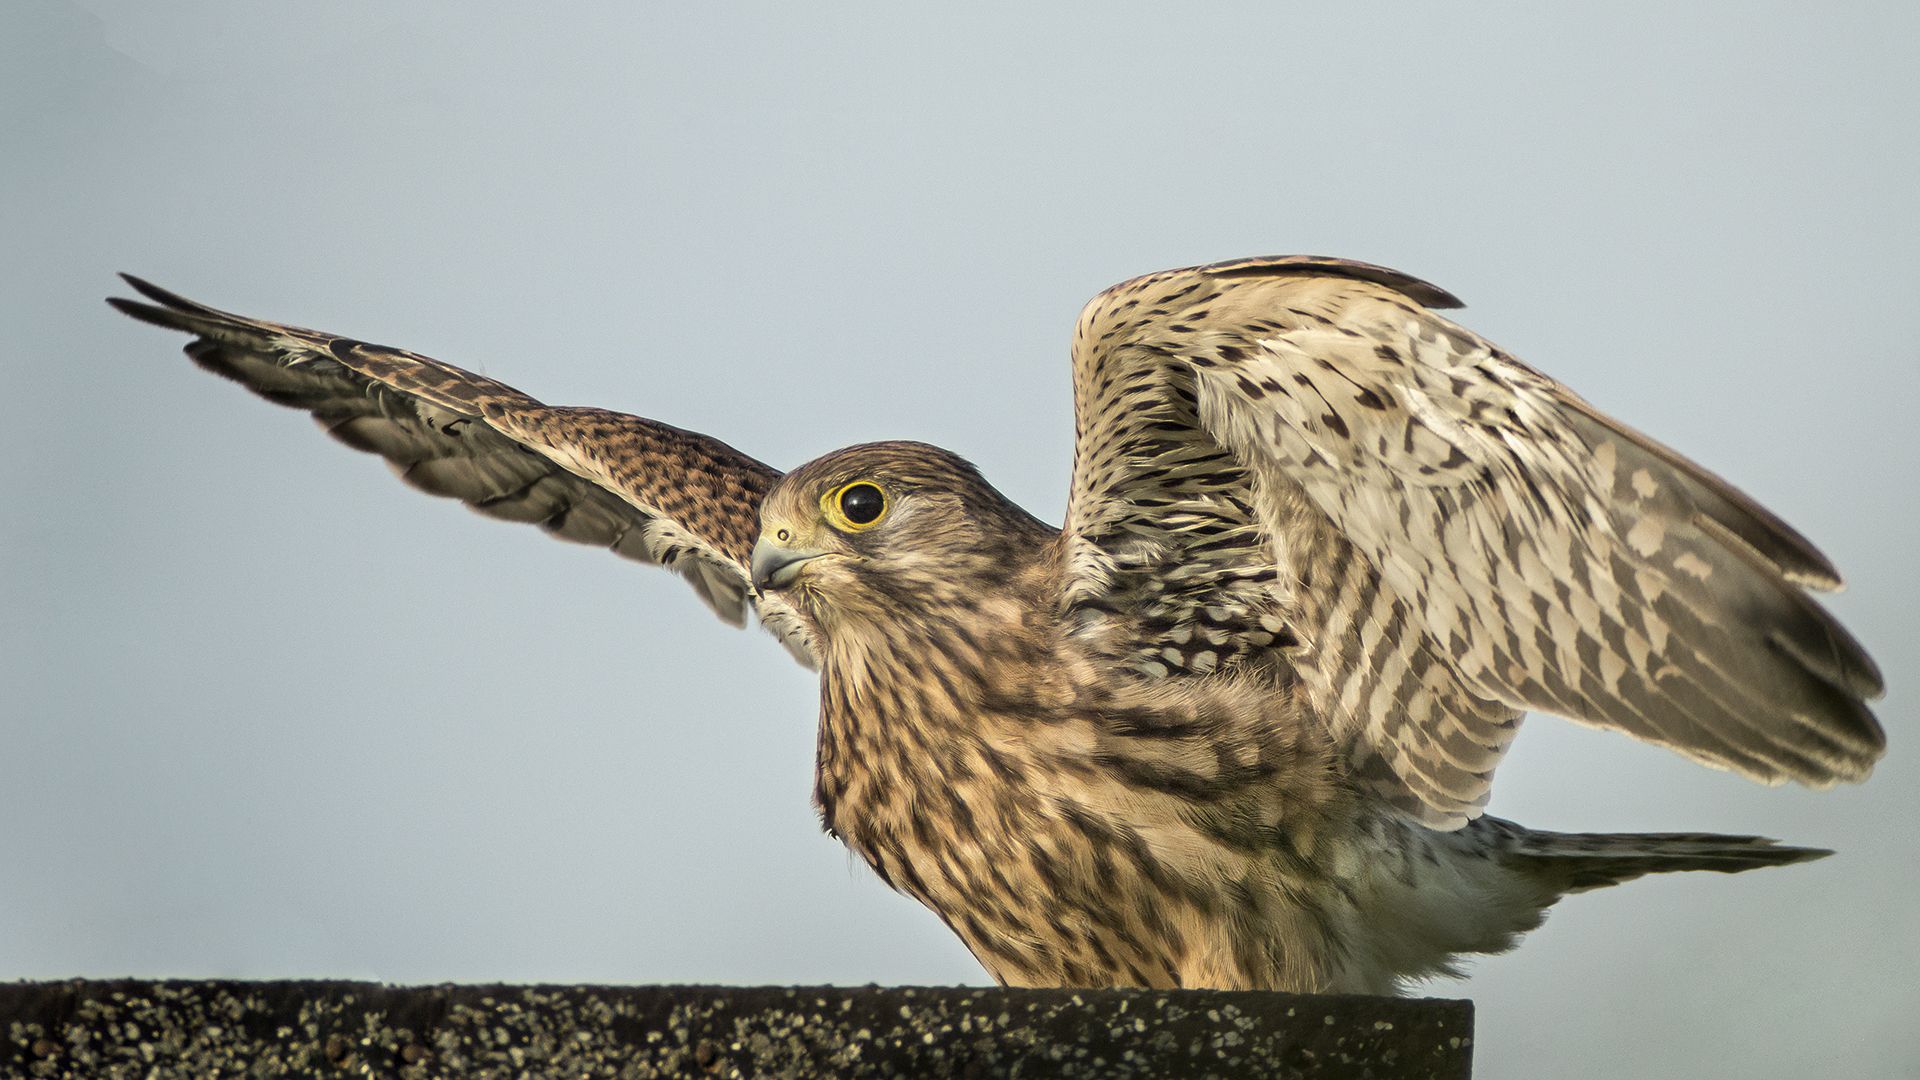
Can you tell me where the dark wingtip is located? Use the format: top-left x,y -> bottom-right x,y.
1785,845 -> 1835,864
114,273 -> 202,311
110,275 -> 236,336
1735,838 -> 1835,866
1201,254 -> 1468,309
107,293 -> 189,332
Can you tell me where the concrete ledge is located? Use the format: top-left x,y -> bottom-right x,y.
0,980 -> 1471,1078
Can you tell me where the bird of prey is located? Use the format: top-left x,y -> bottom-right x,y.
110,256 -> 1884,995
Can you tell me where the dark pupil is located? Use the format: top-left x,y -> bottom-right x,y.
840,484 -> 884,525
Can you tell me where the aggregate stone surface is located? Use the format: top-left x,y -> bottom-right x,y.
0,980 -> 1471,1079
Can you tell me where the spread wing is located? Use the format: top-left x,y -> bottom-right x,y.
1064,256 -> 1884,828
110,275 -> 818,667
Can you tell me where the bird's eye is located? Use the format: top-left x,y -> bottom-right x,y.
841,484 -> 884,524
823,481 -> 888,531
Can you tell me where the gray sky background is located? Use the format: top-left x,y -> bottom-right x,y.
3,3 -> 1915,1077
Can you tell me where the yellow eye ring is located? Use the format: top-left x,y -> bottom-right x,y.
822,481 -> 888,532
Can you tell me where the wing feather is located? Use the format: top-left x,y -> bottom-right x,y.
1065,256 -> 1883,826
110,275 -> 818,666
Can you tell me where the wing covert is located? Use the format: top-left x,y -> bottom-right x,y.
110,275 -> 818,667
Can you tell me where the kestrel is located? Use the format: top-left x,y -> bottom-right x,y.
111,256 -> 1884,995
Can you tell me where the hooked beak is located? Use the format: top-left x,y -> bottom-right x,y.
751,534 -> 827,591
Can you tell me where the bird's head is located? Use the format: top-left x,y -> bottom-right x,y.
750,441 -> 1056,630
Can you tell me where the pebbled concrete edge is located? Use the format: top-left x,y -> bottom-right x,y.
1,980 -> 1472,1078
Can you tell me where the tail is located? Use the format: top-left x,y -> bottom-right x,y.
1481,819 -> 1831,895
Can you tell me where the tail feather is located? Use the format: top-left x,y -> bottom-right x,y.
1494,825 -> 1830,894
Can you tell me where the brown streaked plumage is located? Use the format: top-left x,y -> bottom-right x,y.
110,257 -> 1884,994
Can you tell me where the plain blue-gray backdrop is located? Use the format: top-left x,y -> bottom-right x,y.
3,3 -> 1914,1078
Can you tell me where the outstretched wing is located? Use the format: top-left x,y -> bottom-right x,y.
110,275 -> 818,667
1065,256 -> 1884,828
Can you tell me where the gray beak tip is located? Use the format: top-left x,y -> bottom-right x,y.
751,536 -> 825,592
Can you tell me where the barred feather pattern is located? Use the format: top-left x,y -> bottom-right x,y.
115,259 -> 1883,994
108,275 -> 817,664
1071,258 -> 1883,827
1059,344 -> 1292,680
